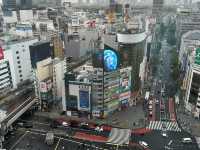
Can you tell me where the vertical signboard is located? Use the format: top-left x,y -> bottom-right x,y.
195,48 -> 200,65
0,47 -> 4,60
79,90 -> 90,111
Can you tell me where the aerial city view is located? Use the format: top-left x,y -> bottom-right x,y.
0,0 -> 200,149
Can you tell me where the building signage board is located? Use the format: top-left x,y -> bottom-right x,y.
195,48 -> 200,65
40,82 -> 47,93
0,47 -> 4,60
79,90 -> 90,111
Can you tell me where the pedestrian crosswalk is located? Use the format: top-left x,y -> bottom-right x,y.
147,121 -> 181,132
107,128 -> 131,145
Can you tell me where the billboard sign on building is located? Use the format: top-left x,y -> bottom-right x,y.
40,82 -> 47,93
120,67 -> 132,93
92,49 -> 119,72
104,49 -> 119,72
119,67 -> 132,104
79,90 -> 90,111
195,48 -> 200,65
0,47 -> 4,60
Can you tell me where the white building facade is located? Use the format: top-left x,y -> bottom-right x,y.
1,38 -> 38,89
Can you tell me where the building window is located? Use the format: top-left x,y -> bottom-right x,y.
16,51 -> 19,54
17,56 -> 20,59
19,70 -> 22,73
17,61 -> 20,64
20,79 -> 23,82
19,74 -> 23,78
18,66 -> 21,69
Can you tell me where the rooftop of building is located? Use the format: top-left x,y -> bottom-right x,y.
0,32 -> 38,47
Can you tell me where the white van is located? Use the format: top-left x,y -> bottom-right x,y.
182,138 -> 192,143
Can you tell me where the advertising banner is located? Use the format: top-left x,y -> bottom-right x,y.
0,47 -> 4,60
40,82 -> 47,93
120,67 -> 132,93
195,48 -> 200,65
79,90 -> 90,111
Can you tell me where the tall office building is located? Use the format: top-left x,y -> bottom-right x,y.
176,9 -> 200,49
3,0 -> 32,10
152,0 -> 164,21
2,0 -> 16,9
17,0 -> 32,9
0,7 -> 3,33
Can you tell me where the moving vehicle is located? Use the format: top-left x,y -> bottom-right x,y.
182,138 -> 192,143
161,131 -> 167,137
149,111 -> 153,117
155,99 -> 159,104
149,100 -> 153,105
95,126 -> 103,132
139,141 -> 149,148
80,122 -> 89,129
148,105 -> 153,110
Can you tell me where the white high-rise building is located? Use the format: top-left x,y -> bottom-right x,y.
0,35 -> 38,90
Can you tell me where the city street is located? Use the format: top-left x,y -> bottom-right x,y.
131,130 -> 199,150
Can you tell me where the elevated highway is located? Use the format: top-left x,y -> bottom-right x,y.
0,88 -> 37,148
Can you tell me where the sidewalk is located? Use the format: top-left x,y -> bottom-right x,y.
176,103 -> 200,136
93,103 -> 145,129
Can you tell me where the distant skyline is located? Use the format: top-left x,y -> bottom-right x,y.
1,0 -> 200,6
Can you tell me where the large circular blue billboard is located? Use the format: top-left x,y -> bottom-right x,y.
104,49 -> 119,72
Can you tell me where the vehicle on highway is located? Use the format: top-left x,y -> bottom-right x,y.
155,99 -> 159,104
149,100 -> 153,105
139,141 -> 149,148
95,126 -> 103,132
62,121 -> 69,127
182,138 -> 192,143
160,101 -> 165,112
80,122 -> 90,129
161,131 -> 167,137
149,111 -> 153,117
148,105 -> 153,110
45,132 -> 54,145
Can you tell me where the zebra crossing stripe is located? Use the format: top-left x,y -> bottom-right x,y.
158,121 -> 162,129
108,128 -> 131,145
147,121 -> 181,132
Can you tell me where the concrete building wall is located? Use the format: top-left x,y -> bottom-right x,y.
3,38 -> 38,89
54,59 -> 64,100
0,60 -> 12,91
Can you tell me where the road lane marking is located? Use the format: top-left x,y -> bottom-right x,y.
28,130 -> 107,150
147,121 -> 181,131
54,138 -> 61,150
10,131 -> 28,150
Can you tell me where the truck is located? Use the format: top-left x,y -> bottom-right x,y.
45,132 -> 54,146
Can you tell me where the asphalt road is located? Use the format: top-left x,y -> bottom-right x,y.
131,130 -> 199,150
143,37 -> 200,150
